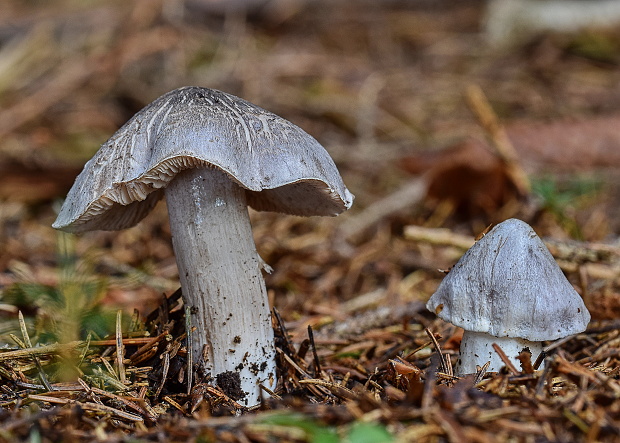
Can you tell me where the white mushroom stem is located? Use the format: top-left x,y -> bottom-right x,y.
165,167 -> 276,407
456,331 -> 543,376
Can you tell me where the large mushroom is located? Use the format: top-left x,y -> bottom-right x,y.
53,86 -> 353,406
426,218 -> 590,375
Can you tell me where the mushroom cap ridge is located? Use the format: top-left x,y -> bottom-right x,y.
53,86 -> 354,233
426,218 -> 590,341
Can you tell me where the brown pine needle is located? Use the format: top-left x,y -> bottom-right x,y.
100,355 -> 121,382
298,379 -> 358,400
89,385 -> 157,421
17,311 -> 53,391
163,395 -> 187,415
27,394 -> 144,422
473,362 -> 491,385
276,348 -> 312,380
92,337 -> 160,347
9,334 -> 27,349
492,343 -> 519,375
307,325 -> 322,378
425,328 -> 450,375
259,383 -> 282,400
128,332 -> 168,364
155,349 -> 170,399
18,311 -> 32,348
116,310 -> 127,385
185,305 -> 193,395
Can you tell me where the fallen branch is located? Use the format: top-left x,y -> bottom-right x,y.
466,84 -> 531,196
404,224 -> 619,279
339,177 -> 427,241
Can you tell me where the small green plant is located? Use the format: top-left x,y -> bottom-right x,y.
531,174 -> 603,239
1,233 -> 115,344
257,412 -> 394,443
566,31 -> 620,64
0,232 -> 118,382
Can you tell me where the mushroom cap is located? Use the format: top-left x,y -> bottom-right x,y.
53,86 -> 354,233
426,218 -> 590,341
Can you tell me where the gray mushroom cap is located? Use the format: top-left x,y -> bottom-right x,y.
426,218 -> 590,341
53,86 -> 354,233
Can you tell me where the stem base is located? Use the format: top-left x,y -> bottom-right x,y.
457,331 -> 543,375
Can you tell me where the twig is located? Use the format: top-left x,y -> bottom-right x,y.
403,225 -> 475,251
339,177 -> 427,241
404,222 -> 620,263
0,342 -> 84,361
516,350 -> 535,374
15,381 -> 82,391
90,366 -> 127,392
9,334 -> 26,349
404,224 -> 620,280
145,288 -> 181,327
465,84 -> 531,196
0,334 -> 165,379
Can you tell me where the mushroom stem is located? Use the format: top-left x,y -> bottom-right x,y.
165,167 -> 276,407
457,331 -> 543,375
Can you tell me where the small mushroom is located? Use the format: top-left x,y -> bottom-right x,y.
426,218 -> 590,375
53,86 -> 353,406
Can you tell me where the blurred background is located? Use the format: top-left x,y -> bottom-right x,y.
1,0 -> 619,334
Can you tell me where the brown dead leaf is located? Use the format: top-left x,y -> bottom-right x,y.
400,139 -> 518,216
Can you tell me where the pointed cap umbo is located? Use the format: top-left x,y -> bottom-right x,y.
426,218 -> 590,341
52,86 -> 354,233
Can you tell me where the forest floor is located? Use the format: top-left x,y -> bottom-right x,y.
0,0 -> 619,441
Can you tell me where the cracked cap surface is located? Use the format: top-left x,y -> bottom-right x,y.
53,86 -> 354,233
